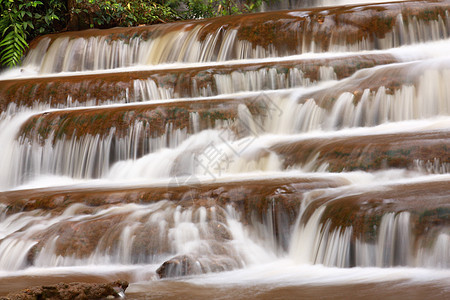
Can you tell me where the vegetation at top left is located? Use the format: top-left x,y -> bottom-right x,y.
0,0 -> 271,68
0,0 -> 66,67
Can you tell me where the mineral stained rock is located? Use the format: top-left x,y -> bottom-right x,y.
1,280 -> 128,300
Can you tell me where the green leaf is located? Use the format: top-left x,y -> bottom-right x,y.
16,34 -> 27,46
0,48 -> 15,57
32,1 -> 43,8
0,48 -> 21,65
0,37 -> 12,46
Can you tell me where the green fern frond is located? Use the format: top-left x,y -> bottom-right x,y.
0,28 -> 28,67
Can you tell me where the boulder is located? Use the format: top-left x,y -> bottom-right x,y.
156,255 -> 202,278
1,280 -> 128,300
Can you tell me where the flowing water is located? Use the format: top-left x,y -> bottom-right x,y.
0,0 -> 449,299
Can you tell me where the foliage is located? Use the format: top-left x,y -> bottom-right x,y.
0,0 -> 66,67
73,0 -> 179,28
74,0 -> 267,28
178,0 -> 264,19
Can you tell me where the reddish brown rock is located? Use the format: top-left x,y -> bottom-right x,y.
17,97 -> 258,143
0,54 -> 396,111
28,1 -> 450,60
35,215 -> 127,259
1,280 -> 128,300
156,254 -> 238,278
156,255 -> 201,278
298,62 -> 419,107
0,177 -> 346,262
272,130 -> 450,172
0,177 -> 344,214
300,180 -> 449,245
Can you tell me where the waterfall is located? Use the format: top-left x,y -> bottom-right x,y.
290,194 -> 448,268
0,0 -> 449,297
20,1 -> 450,73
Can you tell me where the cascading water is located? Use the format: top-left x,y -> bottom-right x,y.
0,1 -> 449,299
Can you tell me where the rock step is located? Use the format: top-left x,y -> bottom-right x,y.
1,280 -> 128,300
0,176 -> 344,267
272,129 -> 450,172
304,179 -> 450,237
0,54 -> 395,111
18,97 -> 252,142
25,1 -> 449,72
0,175 -> 447,271
0,176 -> 344,213
15,59 -> 450,147
297,178 -> 450,268
296,59 -> 450,122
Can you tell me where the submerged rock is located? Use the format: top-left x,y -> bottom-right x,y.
1,280 -> 128,300
156,254 -> 238,278
156,255 -> 202,278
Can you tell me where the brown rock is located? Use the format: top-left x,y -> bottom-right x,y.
156,255 -> 202,278
2,280 -> 128,300
0,54 -> 395,111
272,130 -> 450,172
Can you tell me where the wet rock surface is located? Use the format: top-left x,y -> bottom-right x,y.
0,177 -> 345,263
156,254 -> 240,278
156,255 -> 206,278
0,54 -> 395,110
0,177 -> 344,214
18,98 -> 240,141
0,0 -> 448,293
25,1 -> 449,72
297,61 -> 441,107
272,130 -> 450,172
301,180 -> 450,242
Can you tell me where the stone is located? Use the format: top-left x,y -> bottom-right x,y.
1,280 -> 128,300
156,255 -> 202,278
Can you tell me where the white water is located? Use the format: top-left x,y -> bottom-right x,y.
15,2 -> 449,74
265,0 -> 409,10
0,1 -> 449,296
2,57 -> 450,188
